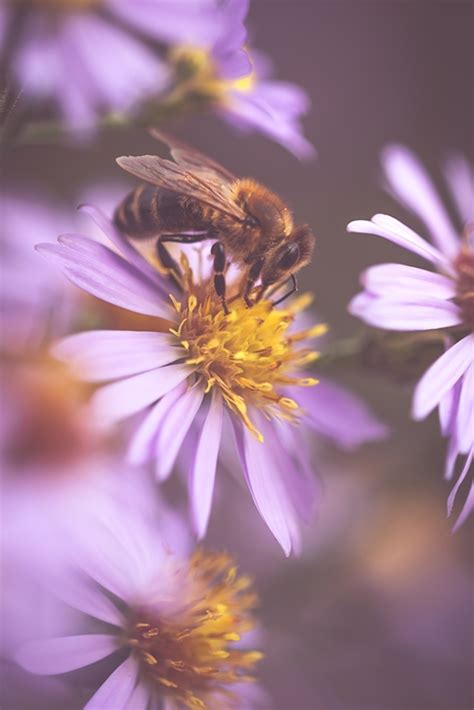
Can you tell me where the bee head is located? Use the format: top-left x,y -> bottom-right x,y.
260,225 -> 315,291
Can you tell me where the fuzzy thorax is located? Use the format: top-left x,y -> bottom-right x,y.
125,550 -> 262,710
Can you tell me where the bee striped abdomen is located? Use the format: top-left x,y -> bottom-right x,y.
114,186 -> 210,239
114,184 -> 160,238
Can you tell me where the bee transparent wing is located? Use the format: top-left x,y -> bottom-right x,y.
116,154 -> 246,222
148,128 -> 237,183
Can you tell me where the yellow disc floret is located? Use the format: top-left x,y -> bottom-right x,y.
125,550 -> 262,710
168,45 -> 257,107
167,259 -> 325,441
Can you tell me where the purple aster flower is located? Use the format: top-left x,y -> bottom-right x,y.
2,0 -> 218,131
168,0 -> 315,159
348,145 -> 474,528
14,482 -> 265,709
37,205 -> 385,555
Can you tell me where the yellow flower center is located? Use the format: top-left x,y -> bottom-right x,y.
167,260 -> 325,441
168,45 -> 256,106
125,550 -> 262,710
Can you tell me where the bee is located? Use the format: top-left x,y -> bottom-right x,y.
114,130 -> 315,313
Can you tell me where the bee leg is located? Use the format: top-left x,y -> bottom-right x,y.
157,232 -> 208,282
272,274 -> 298,307
243,257 -> 264,308
210,242 -> 229,315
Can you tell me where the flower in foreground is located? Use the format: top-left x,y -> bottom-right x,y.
38,205 -> 385,554
167,0 -> 315,159
348,145 -> 474,529
15,487 -> 264,709
37,204 -> 322,557
1,0 -> 217,130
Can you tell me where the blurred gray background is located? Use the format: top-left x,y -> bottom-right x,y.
2,2 -> 473,709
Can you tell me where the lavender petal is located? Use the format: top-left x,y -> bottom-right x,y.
16,635 -> 118,675
84,656 -> 139,710
190,390 -> 224,538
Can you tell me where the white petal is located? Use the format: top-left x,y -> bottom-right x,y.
127,381 -> 187,465
412,335 -> 474,420
447,449 -> 473,518
37,236 -> 169,317
456,362 -> 474,453
382,144 -> 460,259
350,294 -> 462,330
16,635 -> 118,675
154,385 -> 205,481
54,330 -> 181,382
53,573 -> 123,627
347,214 -> 450,270
190,390 -> 224,538
362,263 -> 456,299
84,656 -> 139,710
443,154 -> 474,224
92,364 -> 191,424
232,416 -> 299,556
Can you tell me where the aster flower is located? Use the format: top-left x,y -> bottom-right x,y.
348,145 -> 474,528
15,484 -> 265,709
2,0 -> 217,131
36,204 -> 385,554
167,0 -> 315,159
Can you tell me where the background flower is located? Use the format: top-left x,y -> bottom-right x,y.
14,478 -> 265,710
166,0 -> 315,158
2,0 -> 219,131
348,146 -> 474,528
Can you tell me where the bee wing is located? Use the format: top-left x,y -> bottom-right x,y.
116,154 -> 246,222
148,128 -> 237,183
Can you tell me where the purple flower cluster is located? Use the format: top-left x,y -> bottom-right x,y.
1,3 -> 470,709
1,0 -> 314,155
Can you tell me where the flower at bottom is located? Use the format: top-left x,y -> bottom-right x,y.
15,488 -> 264,710
347,145 -> 473,529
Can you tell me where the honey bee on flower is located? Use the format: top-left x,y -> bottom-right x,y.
37,188 -> 386,555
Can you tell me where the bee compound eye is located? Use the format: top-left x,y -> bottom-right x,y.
278,244 -> 300,270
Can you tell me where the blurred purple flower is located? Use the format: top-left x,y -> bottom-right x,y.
2,0 -> 218,130
0,190 -> 82,348
37,206 -> 385,555
0,185 -> 128,349
14,483 -> 265,709
169,0 -> 315,159
348,145 -> 474,528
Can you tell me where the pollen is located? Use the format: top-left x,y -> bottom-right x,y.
170,263 -> 322,440
125,550 -> 262,710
